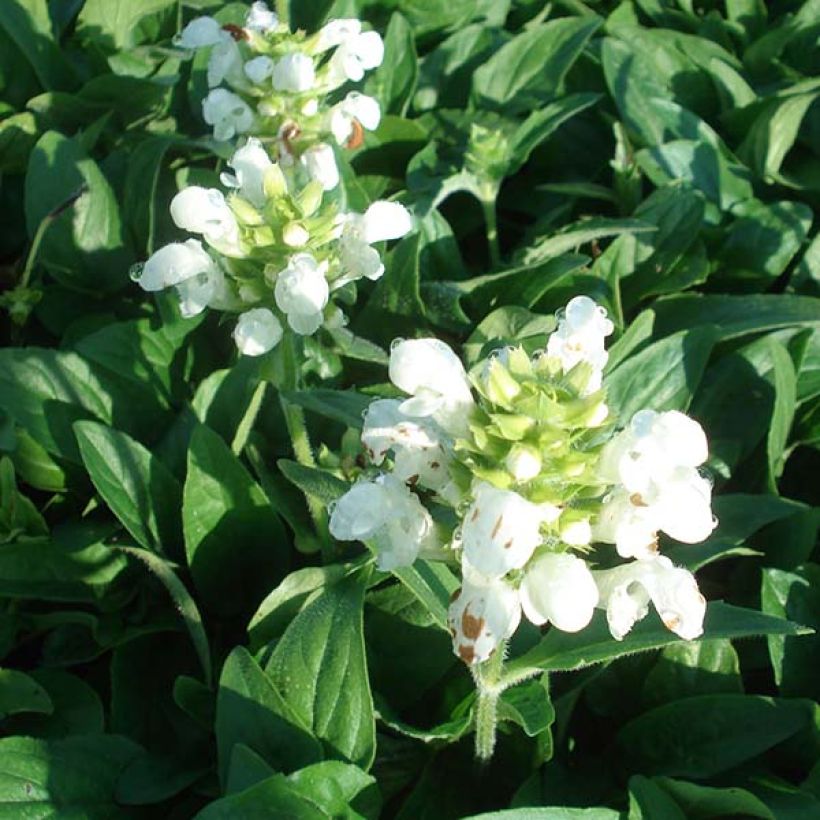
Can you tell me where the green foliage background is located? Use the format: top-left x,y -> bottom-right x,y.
0,0 -> 819,817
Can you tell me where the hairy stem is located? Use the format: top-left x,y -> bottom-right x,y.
473,641 -> 507,761
481,197 -> 501,268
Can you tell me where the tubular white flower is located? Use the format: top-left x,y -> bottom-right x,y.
448,573 -> 521,665
329,474 -> 436,570
315,19 -> 362,51
546,296 -> 614,391
330,92 -> 381,145
137,239 -> 215,292
362,399 -> 457,501
520,552 -> 599,632
220,138 -> 272,208
175,17 -> 224,49
207,37 -> 244,88
202,89 -> 254,141
593,556 -> 706,641
593,488 -> 660,559
170,187 -> 241,254
274,253 -> 329,335
300,143 -> 339,191
461,483 -> 556,579
245,1 -> 278,31
272,53 -> 316,93
233,308 -> 283,356
327,30 -> 384,85
388,338 -> 474,435
600,409 -> 709,495
244,55 -> 275,84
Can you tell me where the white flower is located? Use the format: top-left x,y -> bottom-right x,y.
170,187 -> 241,254
246,1 -> 278,32
207,37 -> 244,88
330,92 -> 381,145
329,474 -> 436,570
244,55 -> 275,84
274,253 -> 329,335
600,409 -> 709,495
272,53 -> 316,93
593,556 -> 706,641
461,483 -> 558,579
300,143 -> 339,191
220,138 -> 272,208
520,552 -> 598,632
175,17 -> 224,49
175,265 -> 229,318
448,572 -> 521,665
202,89 -> 254,141
593,488 -> 659,559
388,338 -> 474,435
315,19 -> 362,51
338,201 -> 413,282
327,30 -> 384,86
362,399 -> 459,501
233,308 -> 283,356
546,296 -> 614,392
137,239 -> 215,292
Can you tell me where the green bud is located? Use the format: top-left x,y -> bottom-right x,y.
264,163 -> 288,199
230,196 -> 265,226
297,180 -> 324,218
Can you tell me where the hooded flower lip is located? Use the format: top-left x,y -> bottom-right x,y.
272,52 -> 316,93
232,307 -> 283,356
202,89 -> 254,141
137,239 -> 215,292
448,572 -> 521,665
274,253 -> 329,335
330,92 -> 381,145
175,16 -> 225,49
388,338 -> 474,436
461,483 -> 558,579
169,187 -> 241,254
220,138 -> 273,208
338,201 -> 413,283
245,1 -> 278,32
329,474 -> 436,570
327,30 -> 384,85
520,551 -> 599,632
300,143 -> 339,191
593,555 -> 706,641
244,55 -> 275,84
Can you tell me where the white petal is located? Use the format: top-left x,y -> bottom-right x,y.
245,1 -> 278,31
354,31 -> 384,69
138,239 -> 213,291
342,92 -> 381,130
300,143 -> 339,191
233,308 -> 283,356
520,552 -> 598,632
202,89 -> 254,140
176,17 -> 223,49
244,55 -> 275,84
316,19 -> 362,51
272,53 -> 316,92
362,201 -> 413,243
226,137 -> 272,208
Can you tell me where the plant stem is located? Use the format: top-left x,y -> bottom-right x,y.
473,641 -> 507,761
231,380 -> 267,456
276,0 -> 290,28
481,196 -> 501,268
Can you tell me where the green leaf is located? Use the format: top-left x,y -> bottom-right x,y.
0,0 -> 76,91
472,17 -> 601,113
183,425 -> 289,616
76,0 -> 176,51
392,560 -> 460,632
281,389 -> 371,429
499,675 -> 554,739
505,602 -> 810,679
629,775 -> 687,820
25,131 -> 131,293
605,327 -> 717,421
464,307 -> 556,365
0,668 -> 53,719
265,570 -> 376,769
75,421 -> 182,555
115,545 -> 212,688
216,647 -> 322,785
648,776 -> 774,820
766,340 -> 797,490
278,459 -> 351,506
13,670 -> 104,738
366,13 -> 417,116
616,695 -> 814,777
464,809 -> 622,819
761,565 -> 820,699
0,734 -> 141,818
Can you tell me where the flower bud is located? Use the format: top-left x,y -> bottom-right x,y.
505,445 -> 541,482
233,308 -> 283,356
520,552 -> 598,632
282,222 -> 310,248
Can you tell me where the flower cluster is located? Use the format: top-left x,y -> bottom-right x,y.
330,296 -> 717,664
133,4 -> 411,356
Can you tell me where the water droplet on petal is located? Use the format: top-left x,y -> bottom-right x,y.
129,263 -> 145,282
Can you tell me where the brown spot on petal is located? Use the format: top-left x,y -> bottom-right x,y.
280,122 -> 301,157
491,515 -> 503,539
449,589 -> 460,603
629,493 -> 648,507
222,23 -> 249,40
346,119 -> 365,150
407,474 -> 419,487
471,507 -> 480,522
431,461 -> 440,469
503,538 -> 513,550
648,536 -> 659,553
458,644 -> 476,664
461,607 -> 485,640
662,613 -> 681,631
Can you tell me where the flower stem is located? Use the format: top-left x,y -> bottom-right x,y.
481,196 -> 501,268
276,0 -> 290,29
473,641 -> 507,761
